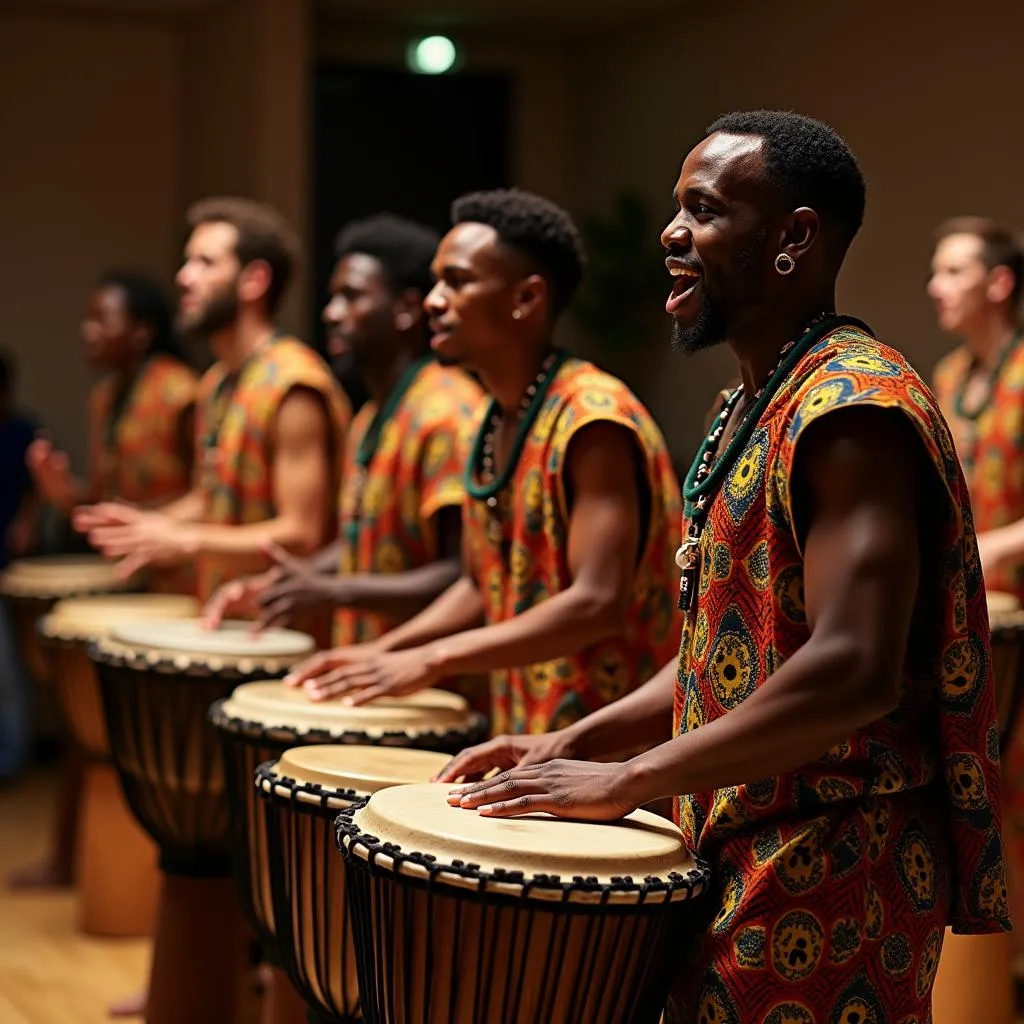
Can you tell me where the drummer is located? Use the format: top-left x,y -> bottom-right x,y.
28,271 -> 197,592
444,112 -> 1009,1020
286,188 -> 682,737
74,198 -> 351,621
201,214 -> 485,677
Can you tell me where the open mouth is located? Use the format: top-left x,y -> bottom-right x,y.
429,321 -> 455,346
666,263 -> 701,315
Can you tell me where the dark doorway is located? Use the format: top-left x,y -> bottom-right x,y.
312,64 -> 511,407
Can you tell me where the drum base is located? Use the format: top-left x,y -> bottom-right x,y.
76,761 -> 159,937
147,874 -> 249,1024
261,966 -> 309,1024
932,929 -> 1014,1024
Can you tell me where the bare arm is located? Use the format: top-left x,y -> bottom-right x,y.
159,488 -> 205,523
453,408 -> 928,820
181,387 -> 333,556
421,422 -> 643,676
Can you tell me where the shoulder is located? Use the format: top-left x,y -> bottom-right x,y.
146,355 -> 198,402
407,362 -> 486,426
933,344 -> 971,389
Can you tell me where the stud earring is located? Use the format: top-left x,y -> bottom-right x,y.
512,309 -> 522,320
775,253 -> 796,276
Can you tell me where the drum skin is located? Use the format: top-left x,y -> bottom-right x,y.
257,746 -> 454,1022
210,683 -> 485,953
337,784 -> 711,1024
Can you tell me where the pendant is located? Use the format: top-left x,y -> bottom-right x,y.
675,536 -> 701,613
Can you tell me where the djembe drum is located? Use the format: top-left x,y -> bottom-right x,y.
930,590 -> 1022,1024
210,682 -> 486,1024
337,783 -> 711,1024
258,746 -> 478,1024
37,593 -> 197,936
89,618 -> 315,1024
0,554 -> 128,686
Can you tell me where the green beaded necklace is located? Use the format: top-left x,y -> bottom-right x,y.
952,332 -> 1021,423
676,313 -> 871,611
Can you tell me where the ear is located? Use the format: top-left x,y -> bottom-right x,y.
778,207 -> 820,261
393,288 -> 425,333
512,274 -> 548,322
129,321 -> 154,353
237,259 -> 274,305
986,264 -> 1016,307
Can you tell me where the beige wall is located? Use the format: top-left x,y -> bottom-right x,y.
565,0 -> 1024,461
0,10 -> 183,470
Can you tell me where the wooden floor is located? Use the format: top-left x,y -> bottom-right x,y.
0,766 -> 150,1024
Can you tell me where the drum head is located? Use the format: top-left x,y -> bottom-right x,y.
110,619 -> 315,657
269,745 -> 450,796
217,680 -> 476,738
0,555 -> 125,598
41,594 -> 199,642
349,783 -> 697,886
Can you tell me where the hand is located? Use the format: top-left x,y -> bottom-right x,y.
73,502 -> 192,580
256,542 -> 339,629
433,731 -> 579,783
447,759 -> 638,822
285,644 -> 440,703
26,437 -> 76,509
201,573 -> 273,630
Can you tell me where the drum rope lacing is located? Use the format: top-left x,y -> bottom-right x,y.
334,796 -> 712,1024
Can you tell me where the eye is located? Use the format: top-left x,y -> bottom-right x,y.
693,203 -> 716,219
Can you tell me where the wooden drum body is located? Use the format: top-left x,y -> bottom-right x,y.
87,619 -> 316,1024
35,594 -> 197,938
1,554 -> 128,687
337,784 -> 711,1024
210,683 -> 486,955
257,747 -> 459,1023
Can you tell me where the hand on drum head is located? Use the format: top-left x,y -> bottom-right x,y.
447,759 -> 638,822
254,542 -> 336,630
434,732 -> 578,784
201,574 -> 272,631
284,644 -> 438,702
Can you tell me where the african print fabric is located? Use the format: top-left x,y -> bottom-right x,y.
668,324 -> 1009,1023
193,337 -> 351,604
933,338 -> 1024,601
465,356 -> 682,735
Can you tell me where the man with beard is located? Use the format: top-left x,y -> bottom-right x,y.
285,189 -> 682,740
928,219 -> 1024,597
444,113 -> 1008,1021
75,199 -> 350,621
202,213 -> 487,714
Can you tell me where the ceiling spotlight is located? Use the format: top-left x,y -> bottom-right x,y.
408,35 -> 458,75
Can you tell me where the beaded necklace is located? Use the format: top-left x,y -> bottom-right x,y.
465,348 -> 566,546
676,313 -> 871,612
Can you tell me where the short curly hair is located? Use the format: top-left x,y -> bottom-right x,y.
98,271 -> 183,361
187,196 -> 300,315
706,110 -> 866,262
333,214 -> 440,297
451,188 -> 585,316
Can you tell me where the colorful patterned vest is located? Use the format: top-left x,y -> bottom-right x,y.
91,354 -> 196,504
91,354 -> 197,593
465,355 -> 683,735
193,336 -> 351,604
933,338 -> 1024,601
675,323 -> 1006,940
334,359 -> 482,644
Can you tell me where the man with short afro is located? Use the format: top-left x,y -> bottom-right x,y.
287,187 -> 684,746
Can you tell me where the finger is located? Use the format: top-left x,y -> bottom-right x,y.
201,583 -> 243,629
305,664 -> 380,701
284,651 -> 336,687
439,742 -> 515,788
257,613 -> 288,633
449,767 -> 545,807
264,541 -> 299,570
475,792 -> 558,818
257,597 -> 293,626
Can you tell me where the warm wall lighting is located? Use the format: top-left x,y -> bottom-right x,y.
407,35 -> 458,75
